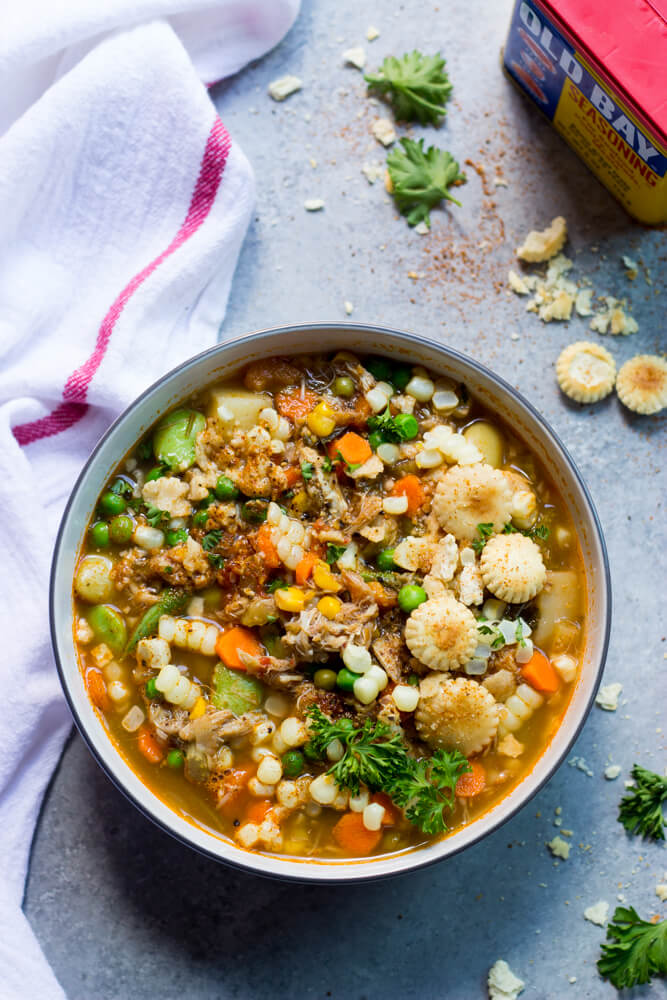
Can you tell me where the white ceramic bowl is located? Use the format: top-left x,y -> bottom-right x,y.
51,324 -> 611,882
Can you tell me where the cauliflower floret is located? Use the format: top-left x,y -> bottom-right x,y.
457,564 -> 484,606
142,476 -> 192,517
136,637 -> 171,670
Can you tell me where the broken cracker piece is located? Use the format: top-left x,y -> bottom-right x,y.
516,216 -> 567,262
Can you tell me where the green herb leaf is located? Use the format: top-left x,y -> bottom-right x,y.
326,543 -> 347,565
145,505 -> 169,528
471,522 -> 494,555
166,528 -> 188,547
597,906 -> 666,989
388,750 -> 470,834
364,50 -> 453,124
322,456 -> 333,473
367,406 -> 418,444
386,138 -> 465,227
207,553 -> 225,570
110,479 -> 133,497
305,707 -> 407,795
201,529 -> 223,552
619,765 -> 667,841
301,462 -> 314,481
503,521 -> 549,542
267,578 -> 288,593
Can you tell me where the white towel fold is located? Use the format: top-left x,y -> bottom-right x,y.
0,3 -> 299,995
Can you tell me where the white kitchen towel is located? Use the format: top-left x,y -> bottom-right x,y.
0,3 -> 299,997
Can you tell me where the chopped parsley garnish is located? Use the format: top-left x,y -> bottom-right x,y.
207,553 -> 225,570
471,522 -> 494,554
364,51 -> 453,124
301,462 -> 314,481
618,765 -> 667,841
267,578 -> 288,593
334,450 -> 362,474
166,528 -> 188,547
145,506 -> 169,528
305,707 -> 470,834
386,138 -> 465,228
201,529 -> 223,552
110,479 -> 133,497
367,407 -> 418,443
326,543 -> 347,565
322,456 -> 333,473
597,906 -> 666,989
503,522 -> 550,542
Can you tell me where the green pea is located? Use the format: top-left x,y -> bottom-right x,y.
145,466 -> 165,482
314,668 -> 338,691
192,510 -> 209,528
87,605 -> 127,656
202,586 -> 223,610
337,718 -> 354,732
90,521 -> 110,548
241,500 -> 268,524
282,750 -> 305,778
407,673 -> 420,687
394,413 -> 419,440
364,357 -> 393,382
99,491 -> 126,516
398,584 -> 428,613
391,365 -> 412,391
336,667 -> 357,692
368,430 -> 384,451
166,528 -> 188,546
377,548 -> 396,571
109,514 -> 134,545
167,749 -> 184,769
214,475 -> 239,500
332,376 -> 355,398
153,408 -> 206,472
145,678 -> 160,699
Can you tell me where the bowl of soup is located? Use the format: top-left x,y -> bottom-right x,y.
51,324 -> 610,881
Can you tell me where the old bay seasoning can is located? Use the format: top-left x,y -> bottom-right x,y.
504,0 -> 667,224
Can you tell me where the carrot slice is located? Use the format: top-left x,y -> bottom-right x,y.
391,474 -> 425,515
253,524 -> 281,569
295,551 -> 319,585
275,388 -> 319,422
332,812 -> 382,855
217,767 -> 253,817
86,669 -> 110,711
455,760 -> 486,797
284,466 -> 302,488
137,727 -> 165,764
332,431 -> 372,466
521,649 -> 560,693
246,799 -> 273,824
215,626 -> 263,671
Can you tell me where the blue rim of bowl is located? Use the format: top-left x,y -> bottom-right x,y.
49,322 -> 612,884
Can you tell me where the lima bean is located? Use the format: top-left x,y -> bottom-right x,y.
87,605 -> 127,656
462,421 -> 504,468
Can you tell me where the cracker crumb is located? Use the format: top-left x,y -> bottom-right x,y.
268,75 -> 302,101
361,161 -> 384,184
547,836 -> 571,860
371,118 -> 397,146
366,25 -> 380,41
596,683 -> 622,711
584,901 -> 609,926
344,301 -> 354,315
343,46 -> 366,70
604,764 -> 621,780
487,959 -> 525,1000
304,199 -> 325,212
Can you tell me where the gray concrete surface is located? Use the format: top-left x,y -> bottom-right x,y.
25,1 -> 666,997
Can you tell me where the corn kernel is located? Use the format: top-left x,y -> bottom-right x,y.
306,401 -> 337,437
312,561 -> 342,593
317,596 -> 342,619
189,696 -> 207,720
290,489 -> 310,513
274,586 -> 307,612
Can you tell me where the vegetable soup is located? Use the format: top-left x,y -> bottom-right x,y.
72,352 -> 585,858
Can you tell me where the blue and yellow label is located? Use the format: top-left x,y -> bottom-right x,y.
504,0 -> 667,224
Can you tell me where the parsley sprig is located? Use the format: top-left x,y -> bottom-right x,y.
389,750 -> 470,835
145,505 -> 170,528
618,765 -> 667,841
365,51 -> 453,124
201,529 -> 223,551
387,138 -> 465,227
305,708 -> 406,795
471,522 -> 494,554
598,906 -> 666,989
325,543 -> 347,565
305,708 -> 470,833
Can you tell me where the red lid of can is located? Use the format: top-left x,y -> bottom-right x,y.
544,0 -> 667,139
